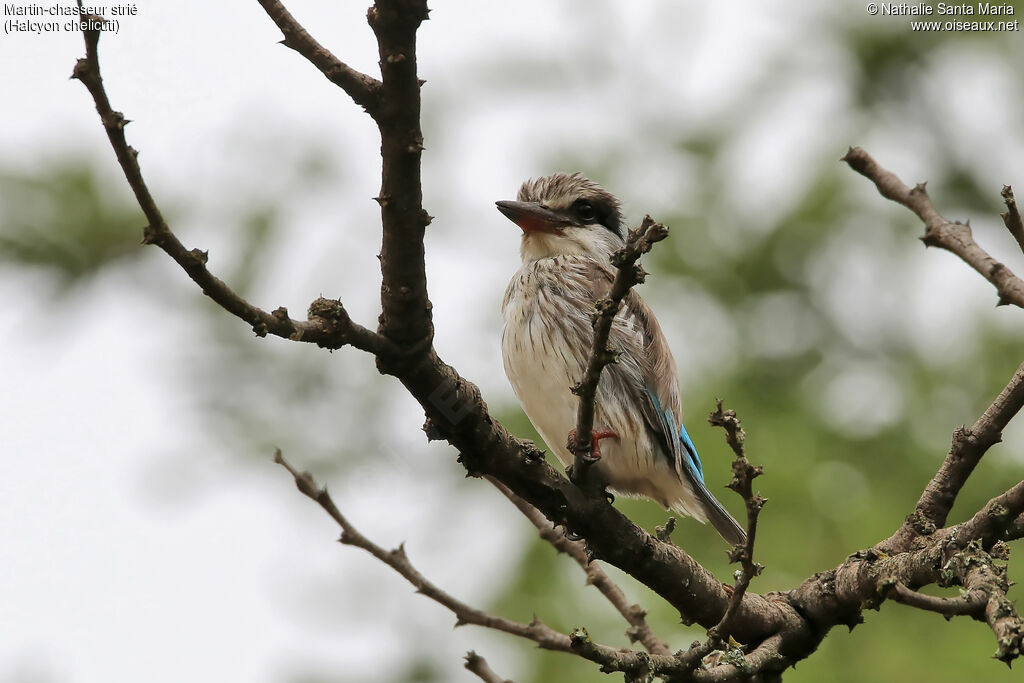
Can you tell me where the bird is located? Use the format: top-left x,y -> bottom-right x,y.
497,173 -> 746,546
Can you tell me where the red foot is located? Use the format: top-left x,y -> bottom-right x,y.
567,428 -> 619,462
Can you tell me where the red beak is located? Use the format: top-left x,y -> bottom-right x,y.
495,200 -> 567,234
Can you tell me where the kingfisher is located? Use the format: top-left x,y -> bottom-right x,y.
497,173 -> 745,545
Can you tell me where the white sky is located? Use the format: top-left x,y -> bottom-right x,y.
2,2 -> 1023,682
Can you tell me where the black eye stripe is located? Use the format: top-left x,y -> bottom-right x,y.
572,197 -> 620,235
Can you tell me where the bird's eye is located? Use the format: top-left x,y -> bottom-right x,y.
574,200 -> 597,222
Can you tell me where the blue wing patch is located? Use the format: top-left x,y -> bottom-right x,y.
646,390 -> 705,483
677,420 -> 705,484
645,390 -> 746,544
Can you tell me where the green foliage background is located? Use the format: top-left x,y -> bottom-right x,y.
4,3 -> 1024,682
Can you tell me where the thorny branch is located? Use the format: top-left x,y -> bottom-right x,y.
275,450 -> 707,681
707,402 -> 766,648
885,361 -> 1024,552
570,215 -> 669,484
75,1 -> 1024,678
843,145 -> 1024,308
1001,185 -> 1024,256
464,652 -> 514,683
70,3 -> 394,356
487,476 -> 671,656
255,0 -> 384,116
273,451 -> 585,655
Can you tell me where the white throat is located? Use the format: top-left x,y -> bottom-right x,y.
520,228 -> 623,264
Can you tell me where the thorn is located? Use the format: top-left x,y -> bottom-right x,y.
392,542 -> 408,561
422,418 -> 443,441
656,517 -> 677,542
70,58 -> 90,81
141,224 -> 158,245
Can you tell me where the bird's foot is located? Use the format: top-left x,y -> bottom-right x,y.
567,428 -> 619,463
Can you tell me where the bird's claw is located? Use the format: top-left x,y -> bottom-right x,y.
567,427 -> 619,461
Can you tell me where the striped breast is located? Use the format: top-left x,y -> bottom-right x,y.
500,256 -> 670,503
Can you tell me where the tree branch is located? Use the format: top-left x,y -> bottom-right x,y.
487,476 -> 671,656
570,215 -> 669,483
692,633 -> 788,683
1001,185 -> 1024,256
960,479 -> 1024,546
884,362 -> 1024,552
843,146 -> 1024,308
368,0 -> 434,352
887,581 -> 987,617
1004,513 -> 1024,541
275,450 -> 704,680
70,15 -> 392,356
464,652 -> 513,683
707,402 -> 765,646
255,0 -> 383,117
915,539 -> 1021,663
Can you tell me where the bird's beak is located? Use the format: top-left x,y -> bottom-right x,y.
495,200 -> 567,235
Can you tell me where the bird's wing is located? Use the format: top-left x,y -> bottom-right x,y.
576,262 -> 685,465
618,278 -> 747,546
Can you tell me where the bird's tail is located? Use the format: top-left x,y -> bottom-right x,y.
703,495 -> 747,547
673,487 -> 747,547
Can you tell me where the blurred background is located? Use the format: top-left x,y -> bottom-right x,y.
2,1 -> 1024,681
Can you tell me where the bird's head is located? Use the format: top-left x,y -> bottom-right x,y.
496,173 -> 624,263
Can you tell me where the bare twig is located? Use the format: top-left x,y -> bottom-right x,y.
885,362 -> 1024,552
70,11 -> 393,356
1001,185 -> 1024,256
887,581 -> 987,618
570,215 -> 669,483
960,479 -> 1024,546
707,401 -> 765,645
933,540 -> 1021,663
274,450 -> 682,678
255,0 -> 383,116
487,477 -> 671,656
844,146 -> 1024,308
692,633 -> 788,683
367,0 -> 435,352
464,651 -> 514,683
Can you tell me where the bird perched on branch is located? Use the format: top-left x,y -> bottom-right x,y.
497,173 -> 745,545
